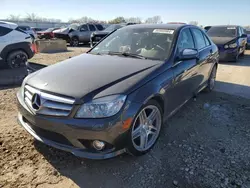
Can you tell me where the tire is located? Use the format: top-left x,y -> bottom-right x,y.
126,100 -> 163,156
70,37 -> 79,47
6,50 -> 28,69
204,65 -> 217,92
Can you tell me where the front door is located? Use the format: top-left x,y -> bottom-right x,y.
170,28 -> 199,112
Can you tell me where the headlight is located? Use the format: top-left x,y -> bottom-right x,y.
75,95 -> 127,118
225,42 -> 237,49
229,43 -> 237,48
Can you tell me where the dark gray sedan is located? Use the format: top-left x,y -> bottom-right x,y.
17,24 -> 218,159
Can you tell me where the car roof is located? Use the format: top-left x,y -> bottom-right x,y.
0,21 -> 18,28
210,25 -> 239,28
122,23 -> 189,30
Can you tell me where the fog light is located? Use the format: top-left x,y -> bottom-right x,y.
92,140 -> 105,151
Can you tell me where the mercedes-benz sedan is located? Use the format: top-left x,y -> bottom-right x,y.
17,24 -> 218,159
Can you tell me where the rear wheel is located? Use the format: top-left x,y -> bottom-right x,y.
127,100 -> 163,156
204,65 -> 217,92
6,50 -> 28,69
70,37 -> 79,47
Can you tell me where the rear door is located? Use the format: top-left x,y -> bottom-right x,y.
88,24 -> 96,42
170,28 -> 199,110
78,24 -> 89,42
190,28 -> 211,90
0,24 -> 12,53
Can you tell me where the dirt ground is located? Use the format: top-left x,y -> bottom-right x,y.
1,48 -> 250,188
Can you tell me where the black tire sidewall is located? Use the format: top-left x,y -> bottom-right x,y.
7,51 -> 28,69
205,65 -> 217,92
71,37 -> 79,47
126,99 -> 163,156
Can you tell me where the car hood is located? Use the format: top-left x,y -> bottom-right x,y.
210,37 -> 235,45
26,54 -> 162,101
53,28 -> 69,34
93,31 -> 110,36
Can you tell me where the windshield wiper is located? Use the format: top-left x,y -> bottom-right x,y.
107,51 -> 146,59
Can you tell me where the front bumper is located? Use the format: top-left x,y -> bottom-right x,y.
17,90 -> 140,159
218,48 -> 238,61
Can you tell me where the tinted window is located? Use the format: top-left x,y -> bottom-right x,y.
80,25 -> 88,31
203,34 -> 211,46
89,24 -> 96,31
96,24 -> 104,30
177,28 -> 194,51
246,30 -> 250,35
0,26 -> 12,36
207,26 -> 237,37
192,29 -> 206,50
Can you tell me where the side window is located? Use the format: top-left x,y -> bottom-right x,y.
191,28 -> 206,50
96,24 -> 104,30
88,24 -> 96,31
80,24 -> 88,31
203,34 -> 211,46
177,28 -> 195,52
0,26 -> 12,37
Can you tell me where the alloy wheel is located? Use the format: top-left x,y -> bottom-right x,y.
131,105 -> 162,152
10,54 -> 27,69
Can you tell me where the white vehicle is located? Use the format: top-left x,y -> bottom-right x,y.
18,25 -> 37,39
0,21 -> 35,69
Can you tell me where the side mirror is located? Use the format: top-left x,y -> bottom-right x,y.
80,28 -> 86,32
241,34 -> 247,38
178,49 -> 199,60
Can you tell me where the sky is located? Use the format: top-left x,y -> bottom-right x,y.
1,0 -> 250,26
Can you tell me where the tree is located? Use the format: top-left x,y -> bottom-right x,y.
108,17 -> 126,24
189,21 -> 199,26
125,17 -> 142,23
145,16 -> 162,24
7,14 -> 20,21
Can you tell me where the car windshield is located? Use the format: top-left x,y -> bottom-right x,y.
207,26 -> 237,37
89,27 -> 175,60
104,24 -> 124,32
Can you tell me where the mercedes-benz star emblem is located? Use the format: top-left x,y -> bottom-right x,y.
31,93 -> 41,111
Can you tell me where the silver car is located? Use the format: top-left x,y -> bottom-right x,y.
68,23 -> 104,46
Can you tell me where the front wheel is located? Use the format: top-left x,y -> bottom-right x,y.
70,37 -> 79,47
204,66 -> 217,92
6,50 -> 28,69
127,100 -> 163,156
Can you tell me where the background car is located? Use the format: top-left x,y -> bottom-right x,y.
17,24 -> 218,159
53,24 -> 79,42
0,21 -> 35,69
68,23 -> 104,46
245,29 -> 250,49
18,25 -> 37,40
207,25 -> 247,62
90,23 -> 128,47
37,28 -> 60,39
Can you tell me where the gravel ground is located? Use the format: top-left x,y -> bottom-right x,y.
1,48 -> 250,188
30,47 -> 89,66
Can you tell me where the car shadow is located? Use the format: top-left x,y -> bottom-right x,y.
0,67 -> 27,88
215,80 -> 250,99
0,62 -> 47,89
219,54 -> 250,67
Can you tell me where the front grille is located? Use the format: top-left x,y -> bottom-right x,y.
24,85 -> 75,117
23,117 -> 72,146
